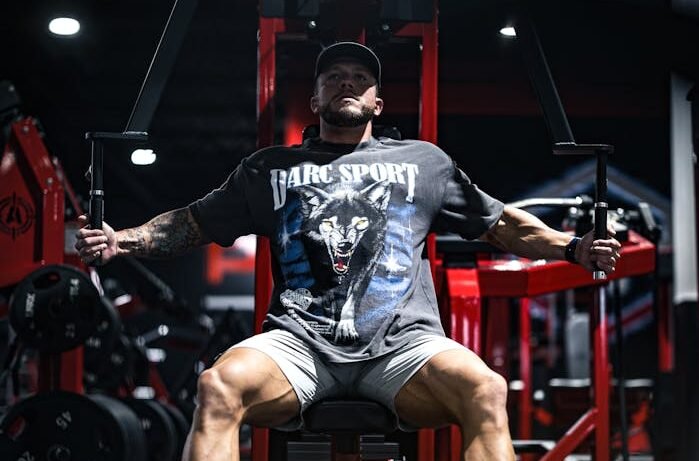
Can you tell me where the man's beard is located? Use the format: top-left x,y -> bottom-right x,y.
319,100 -> 375,128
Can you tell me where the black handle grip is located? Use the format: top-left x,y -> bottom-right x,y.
594,206 -> 607,241
89,196 -> 103,230
87,196 -> 104,267
591,206 -> 608,273
88,138 -> 104,230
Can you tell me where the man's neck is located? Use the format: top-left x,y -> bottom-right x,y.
318,120 -> 373,144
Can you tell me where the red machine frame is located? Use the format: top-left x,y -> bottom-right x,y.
436,231 -> 655,460
0,119 -> 65,288
0,118 -> 85,395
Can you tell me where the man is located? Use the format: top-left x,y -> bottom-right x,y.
76,42 -> 620,460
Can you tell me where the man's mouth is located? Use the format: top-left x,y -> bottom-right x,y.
335,94 -> 358,102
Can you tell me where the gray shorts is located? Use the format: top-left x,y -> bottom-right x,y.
231,329 -> 465,431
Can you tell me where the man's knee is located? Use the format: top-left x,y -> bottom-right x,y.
467,371 -> 509,428
196,365 -> 245,423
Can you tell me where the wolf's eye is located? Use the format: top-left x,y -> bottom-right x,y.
320,220 -> 335,232
354,217 -> 369,231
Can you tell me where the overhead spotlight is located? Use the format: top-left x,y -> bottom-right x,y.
131,149 -> 156,165
48,17 -> 81,36
499,26 -> 516,37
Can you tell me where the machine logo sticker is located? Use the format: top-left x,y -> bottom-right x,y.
0,192 -> 34,240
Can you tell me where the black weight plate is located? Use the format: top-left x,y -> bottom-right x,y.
162,402 -> 190,460
84,296 -> 122,367
121,398 -> 177,461
90,394 -> 148,461
0,391 -> 147,461
84,334 -> 134,391
9,265 -> 101,352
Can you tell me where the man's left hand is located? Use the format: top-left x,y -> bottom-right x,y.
575,227 -> 622,274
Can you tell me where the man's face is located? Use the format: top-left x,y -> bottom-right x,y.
311,60 -> 383,128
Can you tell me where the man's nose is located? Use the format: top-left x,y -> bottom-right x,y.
339,76 -> 354,89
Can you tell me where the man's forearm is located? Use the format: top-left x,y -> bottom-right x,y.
116,207 -> 211,258
481,206 -> 572,261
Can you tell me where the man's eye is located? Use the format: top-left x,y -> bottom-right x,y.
355,74 -> 368,81
327,74 -> 340,81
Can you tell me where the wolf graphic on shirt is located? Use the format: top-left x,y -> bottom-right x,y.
281,181 -> 392,343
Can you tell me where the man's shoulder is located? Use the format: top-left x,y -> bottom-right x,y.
244,144 -> 303,166
379,138 -> 450,159
250,144 -> 299,158
379,137 -> 428,146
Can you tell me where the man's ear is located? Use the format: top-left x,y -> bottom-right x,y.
374,97 -> 384,116
310,95 -> 319,114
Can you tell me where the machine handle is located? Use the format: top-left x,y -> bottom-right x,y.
593,149 -> 608,279
88,140 -> 104,230
594,204 -> 608,241
87,140 -> 104,266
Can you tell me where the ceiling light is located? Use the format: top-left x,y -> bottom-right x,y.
48,17 -> 81,36
499,26 -> 516,37
131,149 -> 156,165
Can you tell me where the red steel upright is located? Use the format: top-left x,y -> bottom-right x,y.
518,297 -> 533,443
435,266 -> 481,461
394,3 -> 441,459
0,119 -> 65,287
253,16 -> 285,461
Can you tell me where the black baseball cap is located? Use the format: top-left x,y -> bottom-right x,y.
314,42 -> 381,86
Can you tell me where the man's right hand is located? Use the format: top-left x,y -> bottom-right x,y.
75,215 -> 118,265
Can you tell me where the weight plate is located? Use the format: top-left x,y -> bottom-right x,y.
0,391 -> 147,461
9,265 -> 101,352
84,296 -> 122,368
121,398 -> 177,461
162,402 -> 190,460
84,334 -> 134,391
90,394 -> 148,461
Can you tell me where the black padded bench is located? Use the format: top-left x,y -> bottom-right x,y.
302,399 -> 398,460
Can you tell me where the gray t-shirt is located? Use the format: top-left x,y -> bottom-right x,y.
189,137 -> 504,363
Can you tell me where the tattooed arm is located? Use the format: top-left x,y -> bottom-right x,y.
75,207 -> 212,264
116,207 -> 211,257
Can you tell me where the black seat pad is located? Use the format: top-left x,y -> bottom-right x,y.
303,399 -> 398,434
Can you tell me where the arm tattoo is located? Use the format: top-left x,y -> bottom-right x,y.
116,207 -> 211,258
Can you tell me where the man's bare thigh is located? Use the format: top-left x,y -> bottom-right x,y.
211,346 -> 300,427
393,348 -> 493,428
